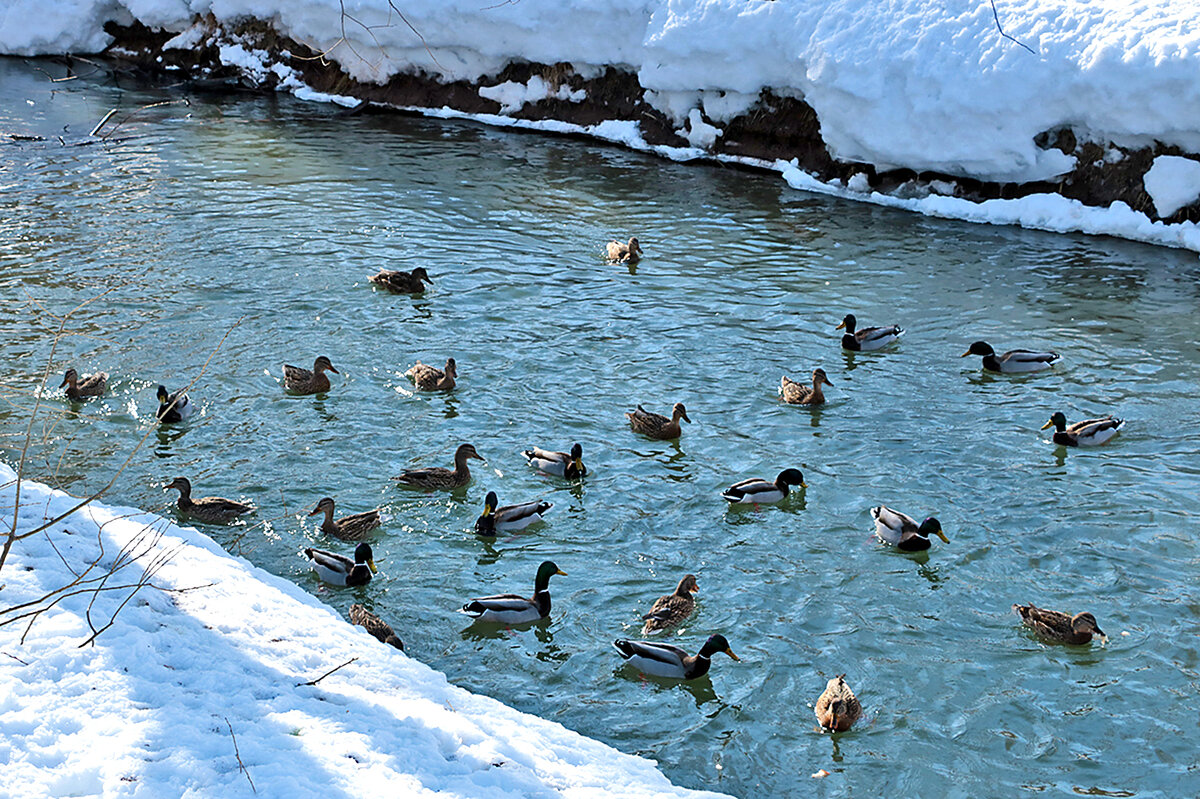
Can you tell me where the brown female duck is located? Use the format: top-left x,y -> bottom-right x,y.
780,368 -> 833,405
626,402 -> 691,439
165,477 -> 253,524
1014,603 -> 1106,644
405,357 -> 457,391
605,237 -> 642,263
349,604 -> 404,650
283,356 -> 338,394
815,674 -> 862,732
395,443 -> 483,490
60,368 -> 108,400
369,266 -> 432,294
641,574 -> 699,635
308,496 -> 381,541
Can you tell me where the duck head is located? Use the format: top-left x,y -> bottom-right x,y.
308,497 -> 336,517
961,341 -> 995,358
534,560 -> 568,592
314,356 -> 338,374
835,314 -> 857,333
777,468 -> 807,488
698,633 -> 739,661
918,516 -> 949,543
412,266 -> 433,284
354,542 -> 378,573
1041,411 -> 1068,432
672,403 -> 691,424
1072,612 -> 1105,639
60,368 -> 79,388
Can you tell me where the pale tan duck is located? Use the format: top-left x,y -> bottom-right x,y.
1014,603 -> 1106,645
369,266 -> 432,294
626,402 -> 691,440
641,574 -> 699,635
780,368 -> 833,405
814,674 -> 862,732
405,357 -> 457,391
60,368 -> 108,400
284,356 -> 338,394
165,477 -> 253,524
606,236 -> 642,263
395,443 -> 483,490
349,603 -> 404,650
308,496 -> 381,541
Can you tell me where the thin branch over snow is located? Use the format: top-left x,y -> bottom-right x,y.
990,0 -> 1036,55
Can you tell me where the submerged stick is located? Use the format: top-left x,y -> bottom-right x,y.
89,109 -> 117,137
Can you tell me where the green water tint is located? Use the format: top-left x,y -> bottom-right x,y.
3,59 -> 1199,796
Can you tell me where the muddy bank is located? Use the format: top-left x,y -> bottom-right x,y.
93,17 -> 1200,225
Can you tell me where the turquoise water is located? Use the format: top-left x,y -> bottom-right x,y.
3,58 -> 1200,797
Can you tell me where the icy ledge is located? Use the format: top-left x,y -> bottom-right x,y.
0,463 -> 728,798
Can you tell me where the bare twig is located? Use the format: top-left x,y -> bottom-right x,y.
990,0 -> 1036,55
296,656 -> 357,687
225,718 -> 257,794
2,651 -> 29,665
89,108 -> 117,137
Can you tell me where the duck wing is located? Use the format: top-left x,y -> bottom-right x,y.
333,510 -> 381,540
495,500 -> 553,527
721,478 -> 773,502
304,547 -> 354,574
641,593 -> 694,633
79,372 -> 108,395
613,639 -> 688,667
283,364 -> 313,382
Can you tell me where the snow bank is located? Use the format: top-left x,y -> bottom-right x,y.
4,0 -> 1199,183
0,464 -> 727,798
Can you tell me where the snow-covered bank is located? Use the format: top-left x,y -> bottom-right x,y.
0,464 -> 727,798
3,0 -> 1200,251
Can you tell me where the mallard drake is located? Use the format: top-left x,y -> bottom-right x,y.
836,314 -> 903,351
641,574 -> 698,635
1041,412 -> 1124,447
522,443 -> 587,479
308,496 -> 381,541
165,477 -> 252,524
606,236 -> 642,263
395,443 -> 483,490
60,368 -> 107,400
613,633 -> 739,680
780,369 -> 833,405
1014,603 -> 1106,645
870,505 -> 948,551
405,358 -> 457,391
626,402 -> 690,439
283,356 -> 338,394
155,384 -> 193,423
461,560 -> 566,623
961,341 -> 1061,373
369,266 -> 432,294
303,542 -> 377,587
721,469 -> 806,505
474,491 -> 553,536
349,603 -> 404,650
814,674 -> 862,732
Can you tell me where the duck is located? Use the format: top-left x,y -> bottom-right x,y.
405,357 -> 457,391
721,469 -> 806,505
606,236 -> 642,263
308,496 -> 381,541
870,505 -> 948,551
461,560 -> 566,623
59,368 -> 107,400
395,443 -> 483,490
348,603 -> 404,650
522,443 -> 586,479
640,574 -> 699,635
369,266 -> 432,294
961,341 -> 1061,373
613,633 -> 739,680
155,384 -> 193,423
165,477 -> 253,524
836,314 -> 903,351
1041,412 -> 1124,447
780,369 -> 833,405
474,491 -> 553,536
283,356 -> 338,394
303,542 -> 377,587
814,674 -> 862,732
1013,603 -> 1106,645
626,402 -> 690,439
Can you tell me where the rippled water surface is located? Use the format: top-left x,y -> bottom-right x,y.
3,58 -> 1200,797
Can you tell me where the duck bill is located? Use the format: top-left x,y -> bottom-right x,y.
59,377 -> 69,388
1094,628 -> 1107,640
829,711 -> 839,730
555,568 -> 568,576
800,481 -> 809,489
307,506 -> 322,516
1040,419 -> 1054,430
959,350 -> 972,357
835,321 -> 846,330
681,412 -> 692,424
822,377 -> 834,386
573,457 -> 584,472
935,529 -> 950,543
367,559 -> 379,574
327,366 -> 340,374
725,648 -> 740,661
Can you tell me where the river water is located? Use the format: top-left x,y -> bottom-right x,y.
3,58 -> 1199,797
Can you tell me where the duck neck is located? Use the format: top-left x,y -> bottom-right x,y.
175,484 -> 193,508
685,653 -> 712,680
320,505 -> 337,533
